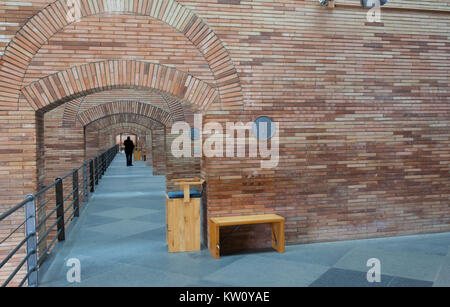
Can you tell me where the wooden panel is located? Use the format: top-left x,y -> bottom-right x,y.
166,197 -> 201,252
211,214 -> 284,227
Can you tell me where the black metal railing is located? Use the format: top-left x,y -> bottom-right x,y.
0,145 -> 118,287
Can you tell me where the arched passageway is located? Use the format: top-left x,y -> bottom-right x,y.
83,113 -> 167,175
1,3 -> 243,285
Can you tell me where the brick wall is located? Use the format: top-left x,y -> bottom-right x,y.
152,128 -> 167,175
165,130 -> 201,192
145,132 -> 153,165
85,126 -> 100,160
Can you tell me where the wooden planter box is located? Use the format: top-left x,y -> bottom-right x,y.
166,178 -> 204,253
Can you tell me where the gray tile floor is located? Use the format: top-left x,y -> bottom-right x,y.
38,153 -> 450,287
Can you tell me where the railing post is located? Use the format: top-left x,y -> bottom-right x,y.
55,178 -> 65,241
95,156 -> 99,185
100,153 -> 104,176
72,169 -> 79,217
101,153 -> 105,177
98,156 -> 101,180
89,159 -> 94,193
25,194 -> 38,287
103,153 -> 106,174
83,162 -> 88,204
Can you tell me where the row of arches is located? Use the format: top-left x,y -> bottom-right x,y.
0,0 -> 246,285
1,0 -> 243,111
0,0 -> 246,208
22,60 -> 220,113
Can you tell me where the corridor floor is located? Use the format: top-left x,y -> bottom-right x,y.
39,153 -> 450,287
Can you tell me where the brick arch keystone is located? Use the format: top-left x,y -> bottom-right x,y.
21,60 -> 219,113
78,100 -> 171,127
1,0 -> 243,110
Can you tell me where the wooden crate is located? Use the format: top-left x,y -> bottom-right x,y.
166,196 -> 201,252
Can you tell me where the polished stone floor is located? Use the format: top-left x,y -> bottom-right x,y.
38,153 -> 450,287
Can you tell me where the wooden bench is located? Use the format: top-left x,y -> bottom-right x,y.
209,214 -> 285,259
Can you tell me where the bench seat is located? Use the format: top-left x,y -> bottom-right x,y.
209,214 -> 285,259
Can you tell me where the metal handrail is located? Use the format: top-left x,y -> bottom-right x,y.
0,195 -> 34,222
0,144 -> 119,287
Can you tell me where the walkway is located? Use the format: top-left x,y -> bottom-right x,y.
39,153 -> 450,287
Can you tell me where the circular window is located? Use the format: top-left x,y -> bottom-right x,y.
252,116 -> 275,140
191,127 -> 201,140
361,0 -> 387,8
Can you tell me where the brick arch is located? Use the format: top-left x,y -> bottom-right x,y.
78,100 -> 171,127
21,60 -> 219,113
85,112 -> 164,131
96,124 -> 154,147
85,114 -> 163,164
97,123 -> 154,136
62,89 -> 186,128
1,0 -> 243,110
62,96 -> 85,127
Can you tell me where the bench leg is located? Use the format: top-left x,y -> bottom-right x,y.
271,221 -> 285,253
165,199 -> 168,246
209,220 -> 220,259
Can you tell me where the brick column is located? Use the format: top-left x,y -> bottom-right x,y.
0,102 -> 37,285
145,132 -> 152,165
44,105 -> 85,183
85,127 -> 100,160
152,127 -> 166,175
164,128 -> 201,193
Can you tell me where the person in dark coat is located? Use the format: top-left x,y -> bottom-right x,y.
123,136 -> 135,166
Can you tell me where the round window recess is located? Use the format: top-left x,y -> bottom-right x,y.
191,127 -> 201,141
252,116 -> 276,140
361,0 -> 387,8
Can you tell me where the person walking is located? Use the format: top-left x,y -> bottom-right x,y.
124,136 -> 135,166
